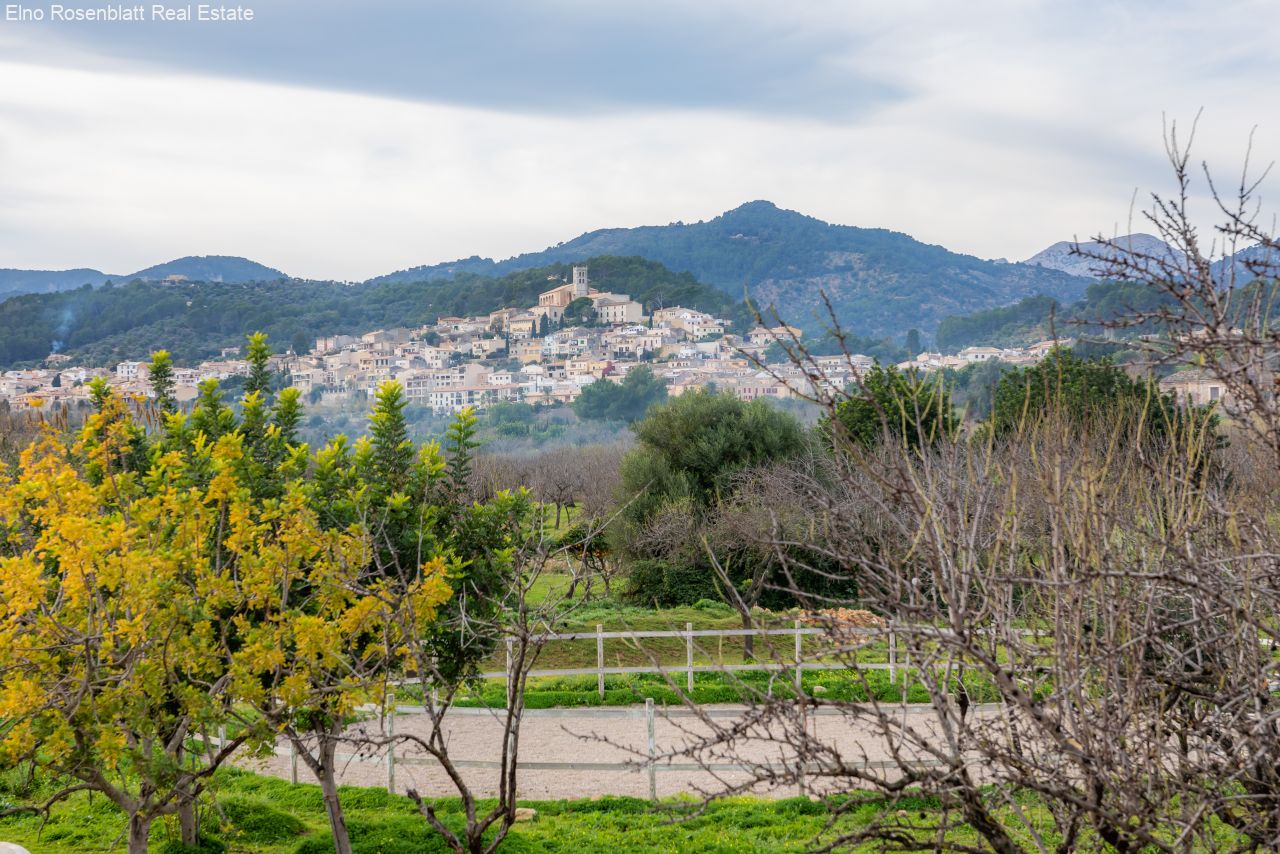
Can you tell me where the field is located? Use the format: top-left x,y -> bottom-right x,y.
0,766 -> 1043,853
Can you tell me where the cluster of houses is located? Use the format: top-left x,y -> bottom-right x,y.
285,267 -> 815,413
3,266 -> 1137,417
0,347 -> 286,413
896,341 -> 1073,371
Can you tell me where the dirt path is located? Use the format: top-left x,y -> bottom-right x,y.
243,703 -> 990,800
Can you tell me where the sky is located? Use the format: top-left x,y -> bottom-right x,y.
0,0 -> 1277,281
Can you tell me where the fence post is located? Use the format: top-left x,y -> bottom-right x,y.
794,619 -> 803,696
686,622 -> 694,692
888,628 -> 896,685
597,624 -> 605,700
645,697 -> 657,801
218,725 -> 226,749
289,738 -> 298,784
386,712 -> 396,793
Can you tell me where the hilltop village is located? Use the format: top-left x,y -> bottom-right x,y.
0,266 -> 1070,414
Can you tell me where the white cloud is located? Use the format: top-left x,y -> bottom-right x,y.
0,1 -> 1276,279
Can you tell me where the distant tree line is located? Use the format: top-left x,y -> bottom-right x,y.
933,280 -> 1180,351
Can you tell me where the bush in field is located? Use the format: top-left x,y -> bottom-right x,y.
572,366 -> 668,423
821,364 -> 957,451
990,347 -> 1184,438
626,558 -> 722,607
616,391 -> 807,629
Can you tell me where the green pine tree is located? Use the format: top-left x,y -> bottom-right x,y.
445,406 -> 480,501
368,381 -> 413,491
243,332 -> 273,399
148,350 -> 178,416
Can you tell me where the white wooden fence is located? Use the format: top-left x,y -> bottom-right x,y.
216,622 -> 1028,799
477,620 -> 909,700
222,699 -> 982,801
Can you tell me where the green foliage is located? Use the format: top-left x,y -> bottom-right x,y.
626,559 -> 722,607
368,381 -> 414,492
624,390 -> 805,511
904,327 -> 921,358
989,348 -> 1186,439
935,294 -> 1061,351
218,795 -> 308,843
572,366 -> 668,423
934,280 -> 1181,352
272,387 -> 304,447
243,331 -> 273,399
822,365 -> 958,451
189,379 -> 237,441
617,391 -> 806,606
561,296 -> 596,326
156,838 -> 226,854
148,349 -> 177,414
3,761 -> 1161,853
943,358 -> 1017,420
445,405 -> 480,499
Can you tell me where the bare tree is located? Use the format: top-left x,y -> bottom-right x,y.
1076,114 -> 1280,456
628,126 -> 1280,851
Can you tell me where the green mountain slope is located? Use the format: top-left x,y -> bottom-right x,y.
370,201 -> 1092,337
0,256 -> 745,368
0,268 -> 113,299
933,281 -> 1180,351
0,255 -> 286,299
126,255 -> 286,282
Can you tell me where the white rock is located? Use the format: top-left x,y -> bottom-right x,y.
0,843 -> 32,854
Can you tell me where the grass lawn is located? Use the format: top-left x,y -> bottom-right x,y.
0,766 -> 1051,853
415,669 -> 1001,709
421,587 -> 979,709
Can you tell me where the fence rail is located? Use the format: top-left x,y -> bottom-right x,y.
222,698 -> 981,800
442,621 -> 1043,699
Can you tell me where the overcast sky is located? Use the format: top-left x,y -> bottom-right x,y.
0,0 -> 1276,280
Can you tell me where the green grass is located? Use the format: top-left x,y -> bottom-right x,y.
1,762 -> 1251,852
403,591 -> 952,709
425,669 -> 995,709
0,766 -> 1067,853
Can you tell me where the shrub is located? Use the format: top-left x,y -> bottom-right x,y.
218,795 -> 308,843
626,559 -> 721,607
157,837 -> 226,854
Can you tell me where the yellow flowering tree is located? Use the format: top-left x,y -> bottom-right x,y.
217,433 -> 452,854
0,392 -> 252,853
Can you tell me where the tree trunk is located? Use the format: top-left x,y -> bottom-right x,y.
741,609 -> 755,661
318,737 -> 353,854
178,796 -> 198,847
127,812 -> 152,854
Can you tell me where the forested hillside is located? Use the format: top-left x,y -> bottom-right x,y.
933,280 -> 1181,351
0,256 -> 749,367
371,200 -> 1092,337
0,267 -> 113,298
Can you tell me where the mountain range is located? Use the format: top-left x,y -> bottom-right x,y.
0,255 -> 286,299
1023,233 -> 1279,283
1023,234 -> 1182,278
4,207 -> 1275,341
370,201 -> 1094,337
